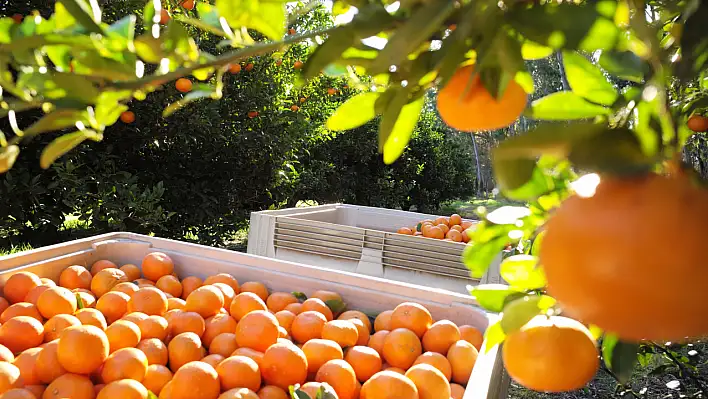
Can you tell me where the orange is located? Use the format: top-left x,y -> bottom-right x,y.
311,290 -> 342,303
72,289 -> 96,309
446,229 -> 463,242
390,302 -> 432,338
228,64 -> 242,74
541,174 -> 708,342
240,282 -> 268,302
180,276 -> 203,300
321,320 -> 358,348
344,346 -> 382,382
123,311 -> 149,325
156,276 -> 183,298
167,298 -> 186,311
128,287 -> 168,316
450,225 -> 463,232
290,105 -> 299,112
413,352 -> 452,381
0,316 -> 44,353
257,385 -> 288,399
245,63 -> 254,71
216,355 -> 261,392
101,347 -> 148,383
168,311 -> 205,337
687,114 -> 708,132
434,217 -> 449,227
0,362 -> 23,393
203,313 -> 236,346
43,314 -> 81,342
449,214 -> 462,226
59,266 -> 92,290
24,386 -> 45,398
74,308 -> 107,330
231,348 -> 264,369
0,298 -> 9,314
438,224 -> 450,236
142,252 -> 174,282
91,260 -> 118,275
422,320 -> 460,355
57,325 -> 109,374
382,328 -> 422,369
230,292 -> 268,321
36,340 -> 66,384
261,343 -> 307,390
106,320 -> 141,353
266,292 -> 298,313
436,64 -> 527,132
175,78 -> 193,94
96,291 -> 130,324
338,311 -> 372,334
235,310 -> 279,352
1,389 -> 35,399
447,340 -> 478,385
360,370 -> 418,399
301,339 -> 343,376
112,282 -> 139,297
367,330 -> 389,356
347,318 -> 369,346
4,271 -> 41,304
422,226 -> 444,239
301,298 -> 333,321
450,383 -> 465,399
383,366 -> 405,374
137,338 -> 169,366
97,379 -> 149,399
397,227 -> 413,235
459,325 -> 483,351
120,264 -> 142,281
0,344 -> 13,362
170,361 -> 220,399
274,310 -> 296,335
143,364 -> 173,395
293,60 -> 303,69
502,316 -> 599,392
299,382 -> 336,398
209,333 -> 238,357
284,303 -> 303,315
167,332 -> 206,372
159,380 -> 173,398
91,268 -> 128,298
219,388 -> 259,399
135,279 -> 155,288
405,363 -> 451,399
315,359 -> 357,399
247,111 -> 259,119
374,311 -> 392,332
211,283 -> 235,310
1,302 -> 43,323
12,347 -> 42,385
185,286 -> 224,318
204,274 -> 240,294
137,315 -> 169,341
201,354 -> 225,369
43,373 -> 94,399
291,311 -> 327,344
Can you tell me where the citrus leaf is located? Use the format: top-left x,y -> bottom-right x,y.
562,51 -> 617,106
499,255 -> 546,290
463,237 -> 507,279
326,92 -> 379,131
24,110 -> 88,136
568,128 -> 655,174
675,0 -> 708,80
147,391 -> 159,399
469,284 -> 523,313
482,321 -> 505,354
530,231 -> 545,257
57,0 -> 103,34
75,293 -> 86,309
530,92 -> 611,120
602,334 -> 639,384
382,96 -> 424,164
289,386 -> 313,399
302,27 -> 355,81
40,130 -> 98,169
163,89 -> 220,117
486,206 -> 531,225
500,296 -> 542,334
521,41 -> 553,60
598,51 -> 645,83
216,0 -> 286,41
492,158 -> 537,194
325,299 -> 347,314
0,145 -> 20,174
292,292 -> 307,302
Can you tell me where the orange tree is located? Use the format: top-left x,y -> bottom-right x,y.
0,0 -> 707,396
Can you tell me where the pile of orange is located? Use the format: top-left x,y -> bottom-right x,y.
396,214 -> 473,243
0,252 -> 484,399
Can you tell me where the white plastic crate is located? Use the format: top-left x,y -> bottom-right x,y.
0,232 -> 509,399
248,204 -> 503,294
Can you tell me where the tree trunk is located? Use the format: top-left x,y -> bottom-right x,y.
469,133 -> 485,195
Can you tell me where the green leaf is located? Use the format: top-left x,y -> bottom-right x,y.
602,334 -> 638,384
463,237 -> 507,278
530,92 -> 611,120
143,0 -> 160,30
482,321 -> 506,354
382,96 -> 424,164
500,296 -> 543,334
530,231 -> 545,257
303,27 -> 356,80
485,206 -> 531,225
568,128 -> 655,174
40,130 -> 99,169
57,0 -> 103,34
163,88 -> 220,117
17,72 -> 100,104
0,145 -> 20,174
0,19 -> 13,44
675,1 -> 708,80
164,21 -> 200,63
75,293 -> 85,309
292,292 -> 307,302
325,299 -> 347,315
469,284 -> 523,313
521,41 -> 553,60
500,255 -> 546,290
95,91 -> 132,126
494,122 -> 605,160
216,0 -> 286,41
24,110 -> 88,136
598,51 -> 645,83
492,158 -> 537,194
562,51 -> 617,106
147,390 -> 158,399
289,386 -> 313,399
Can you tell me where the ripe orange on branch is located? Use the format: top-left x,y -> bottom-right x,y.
687,114 -> 708,132
175,78 -> 193,93
120,111 -> 135,124
436,65 -> 527,132
541,173 -> 708,341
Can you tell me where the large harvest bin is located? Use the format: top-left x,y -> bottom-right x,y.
247,204 -> 503,294
0,232 -> 509,398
